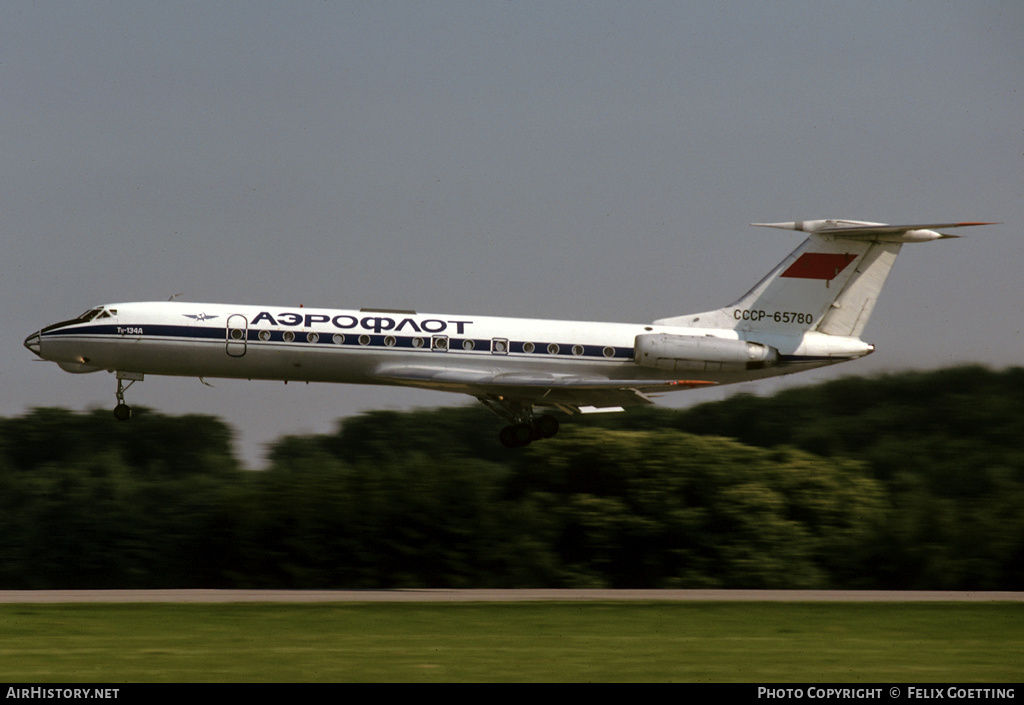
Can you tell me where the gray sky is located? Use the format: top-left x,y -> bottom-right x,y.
4,2 -> 1022,467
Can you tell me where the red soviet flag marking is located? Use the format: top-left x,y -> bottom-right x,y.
781,253 -> 857,280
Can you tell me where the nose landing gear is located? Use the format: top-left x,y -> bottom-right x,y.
112,371 -> 144,421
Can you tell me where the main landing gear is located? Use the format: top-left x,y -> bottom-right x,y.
478,396 -> 560,448
112,371 -> 144,421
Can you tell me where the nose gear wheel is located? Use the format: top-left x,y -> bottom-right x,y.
112,372 -> 143,421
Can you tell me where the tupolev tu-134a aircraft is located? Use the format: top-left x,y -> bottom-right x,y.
24,219 -> 993,447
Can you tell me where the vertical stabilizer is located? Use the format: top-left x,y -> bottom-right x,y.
813,241 -> 900,337
655,220 -> 989,337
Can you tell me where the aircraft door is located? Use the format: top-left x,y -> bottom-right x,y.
226,314 -> 248,357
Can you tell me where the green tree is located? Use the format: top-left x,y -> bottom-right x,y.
515,428 -> 886,588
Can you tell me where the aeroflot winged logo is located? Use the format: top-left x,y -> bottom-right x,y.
183,313 -> 219,321
781,252 -> 858,280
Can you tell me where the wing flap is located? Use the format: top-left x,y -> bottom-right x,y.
375,365 -> 715,409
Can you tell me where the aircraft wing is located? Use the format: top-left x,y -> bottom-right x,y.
375,365 -> 715,412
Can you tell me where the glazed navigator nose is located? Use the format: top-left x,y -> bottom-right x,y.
23,331 -> 41,356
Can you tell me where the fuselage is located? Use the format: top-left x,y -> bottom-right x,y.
24,300 -> 872,389
22,219 -> 984,444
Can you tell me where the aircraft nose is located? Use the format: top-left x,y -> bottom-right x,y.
24,331 -> 42,356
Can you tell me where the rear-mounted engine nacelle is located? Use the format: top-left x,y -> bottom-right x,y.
635,333 -> 778,372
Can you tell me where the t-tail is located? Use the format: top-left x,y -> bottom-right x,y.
655,220 -> 995,338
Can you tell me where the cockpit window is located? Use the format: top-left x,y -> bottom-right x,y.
76,307 -> 104,323
41,306 -> 110,333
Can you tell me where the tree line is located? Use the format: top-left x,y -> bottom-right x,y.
1,365 -> 1021,590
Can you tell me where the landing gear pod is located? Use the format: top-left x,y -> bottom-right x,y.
57,360 -> 103,374
635,333 -> 778,372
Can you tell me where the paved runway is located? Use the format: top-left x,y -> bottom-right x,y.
1,589 -> 1022,603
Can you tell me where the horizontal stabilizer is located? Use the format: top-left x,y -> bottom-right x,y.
752,220 -> 997,242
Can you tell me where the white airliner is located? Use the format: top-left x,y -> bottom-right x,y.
24,220 -> 991,447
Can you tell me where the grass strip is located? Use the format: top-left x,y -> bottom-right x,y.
1,602 -> 1020,682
